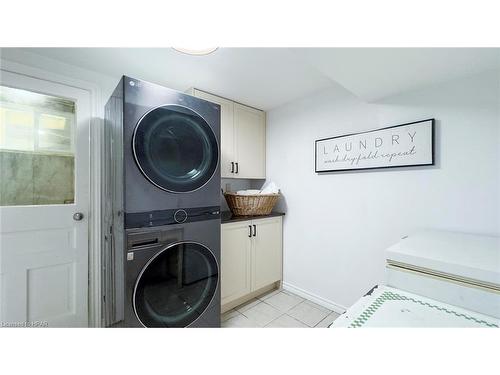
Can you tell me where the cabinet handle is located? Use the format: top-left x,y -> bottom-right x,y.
253,224 -> 256,237
231,162 -> 235,173
248,225 -> 252,238
235,162 -> 239,174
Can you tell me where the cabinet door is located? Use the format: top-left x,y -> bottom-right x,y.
221,221 -> 252,305
193,89 -> 235,178
252,217 -> 282,291
234,103 -> 266,179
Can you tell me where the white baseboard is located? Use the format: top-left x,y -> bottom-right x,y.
282,282 -> 347,314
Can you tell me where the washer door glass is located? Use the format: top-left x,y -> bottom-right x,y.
134,242 -> 218,327
133,105 -> 218,192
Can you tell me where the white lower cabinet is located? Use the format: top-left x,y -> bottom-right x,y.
251,217 -> 283,290
221,216 -> 283,308
220,221 -> 252,304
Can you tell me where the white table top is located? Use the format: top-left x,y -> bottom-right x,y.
386,230 -> 500,285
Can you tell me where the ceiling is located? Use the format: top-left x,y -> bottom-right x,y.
293,48 -> 500,102
5,48 -> 500,110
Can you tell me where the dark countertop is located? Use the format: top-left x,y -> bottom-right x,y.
221,211 -> 285,224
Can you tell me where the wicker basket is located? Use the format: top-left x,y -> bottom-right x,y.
224,192 -> 280,216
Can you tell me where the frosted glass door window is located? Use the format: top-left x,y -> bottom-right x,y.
0,85 -> 76,206
0,108 -> 35,151
38,114 -> 72,152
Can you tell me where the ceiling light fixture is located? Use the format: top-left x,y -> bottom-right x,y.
172,47 -> 218,56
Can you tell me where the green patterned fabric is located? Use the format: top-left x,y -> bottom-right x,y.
349,290 -> 498,328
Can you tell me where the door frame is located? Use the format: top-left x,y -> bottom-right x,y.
0,58 -> 104,327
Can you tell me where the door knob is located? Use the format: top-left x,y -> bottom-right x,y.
73,212 -> 84,221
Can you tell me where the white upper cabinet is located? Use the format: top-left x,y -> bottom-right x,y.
190,89 -> 266,179
234,103 -> 266,179
190,89 -> 235,178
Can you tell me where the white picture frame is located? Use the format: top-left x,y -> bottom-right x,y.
315,119 -> 435,173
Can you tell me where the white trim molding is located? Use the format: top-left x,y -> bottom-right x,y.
282,282 -> 347,314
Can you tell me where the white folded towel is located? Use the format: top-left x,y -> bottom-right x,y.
260,181 -> 280,194
234,182 -> 279,195
236,189 -> 261,196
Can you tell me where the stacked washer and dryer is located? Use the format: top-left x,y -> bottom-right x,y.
103,76 -> 221,327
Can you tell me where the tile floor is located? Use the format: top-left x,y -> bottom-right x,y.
221,289 -> 341,328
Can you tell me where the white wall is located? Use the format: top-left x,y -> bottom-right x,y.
266,71 -> 500,310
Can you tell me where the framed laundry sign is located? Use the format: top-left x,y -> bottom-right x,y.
315,119 -> 435,173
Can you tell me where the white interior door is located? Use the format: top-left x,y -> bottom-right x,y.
0,70 -> 90,327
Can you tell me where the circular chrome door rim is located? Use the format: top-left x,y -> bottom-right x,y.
132,240 -> 220,328
132,103 -> 220,194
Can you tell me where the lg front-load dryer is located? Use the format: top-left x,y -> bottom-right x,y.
106,76 -> 221,226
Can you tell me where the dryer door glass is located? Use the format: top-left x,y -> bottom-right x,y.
133,105 -> 218,193
134,242 -> 218,327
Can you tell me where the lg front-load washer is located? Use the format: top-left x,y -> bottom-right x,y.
123,217 -> 220,327
105,76 -> 221,225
